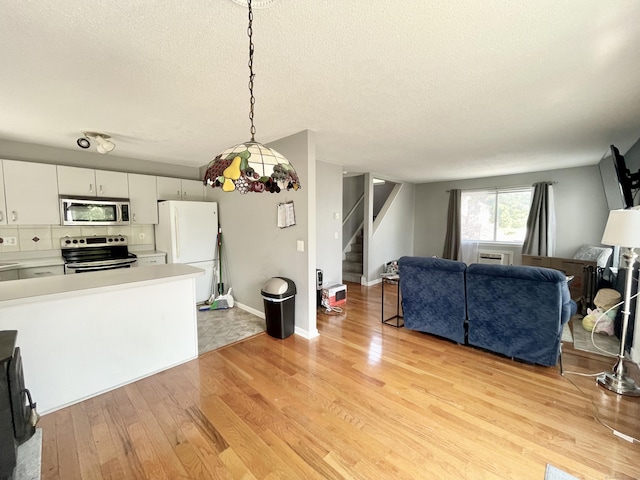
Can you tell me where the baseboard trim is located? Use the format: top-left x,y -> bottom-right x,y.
295,326 -> 320,339
236,302 -> 319,339
236,302 -> 265,319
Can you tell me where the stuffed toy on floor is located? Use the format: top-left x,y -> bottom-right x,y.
581,288 -> 621,335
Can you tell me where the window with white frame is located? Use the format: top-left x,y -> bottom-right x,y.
461,187 -> 532,243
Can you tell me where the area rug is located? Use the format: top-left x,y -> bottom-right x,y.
197,306 -> 266,355
545,464 -> 579,480
571,317 -> 620,357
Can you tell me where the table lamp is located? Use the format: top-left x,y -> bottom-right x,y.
598,208 -> 640,396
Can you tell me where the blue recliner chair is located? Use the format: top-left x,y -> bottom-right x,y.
398,256 -> 467,343
466,263 -> 576,367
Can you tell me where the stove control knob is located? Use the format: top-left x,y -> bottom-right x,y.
65,239 -> 71,244
72,239 -> 78,244
80,239 -> 85,243
108,238 -> 113,242
120,238 -> 125,242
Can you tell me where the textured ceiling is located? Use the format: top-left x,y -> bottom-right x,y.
1,1 -> 640,183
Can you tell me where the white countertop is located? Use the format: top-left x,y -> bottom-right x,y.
0,256 -> 64,271
0,264 -> 203,306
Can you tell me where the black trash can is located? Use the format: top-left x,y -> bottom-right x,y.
261,277 -> 296,338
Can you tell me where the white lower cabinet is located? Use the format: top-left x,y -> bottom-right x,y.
18,265 -> 64,279
137,254 -> 166,267
0,270 -> 19,281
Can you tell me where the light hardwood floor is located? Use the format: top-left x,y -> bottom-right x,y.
40,282 -> 640,479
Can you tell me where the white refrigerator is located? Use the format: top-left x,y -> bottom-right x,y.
155,200 -> 218,303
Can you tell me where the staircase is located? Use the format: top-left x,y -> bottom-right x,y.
342,230 -> 363,284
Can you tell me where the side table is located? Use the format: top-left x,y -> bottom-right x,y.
381,274 -> 403,327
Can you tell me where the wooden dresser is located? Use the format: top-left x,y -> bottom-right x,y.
521,255 -> 599,311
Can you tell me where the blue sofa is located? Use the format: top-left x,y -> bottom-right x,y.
398,256 -> 576,367
399,256 -> 467,344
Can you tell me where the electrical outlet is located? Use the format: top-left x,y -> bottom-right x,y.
139,233 -> 145,240
297,240 -> 304,252
3,237 -> 17,246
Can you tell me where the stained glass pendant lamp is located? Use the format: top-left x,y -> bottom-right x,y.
203,0 -> 300,194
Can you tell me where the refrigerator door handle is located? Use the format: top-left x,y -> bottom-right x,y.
174,207 -> 180,259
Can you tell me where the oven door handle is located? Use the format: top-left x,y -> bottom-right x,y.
65,258 -> 138,269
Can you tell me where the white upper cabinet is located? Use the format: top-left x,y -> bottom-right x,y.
57,166 -> 129,198
156,177 -> 182,201
0,162 -> 6,225
156,177 -> 204,201
128,173 -> 158,224
57,166 -> 95,196
180,179 -> 204,201
95,170 -> 129,198
3,160 -> 60,225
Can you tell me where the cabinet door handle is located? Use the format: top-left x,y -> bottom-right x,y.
99,185 -> 104,195
177,190 -> 181,198
90,183 -> 93,193
11,211 -> 17,222
0,211 -> 3,222
133,213 -> 136,222
183,191 -> 187,199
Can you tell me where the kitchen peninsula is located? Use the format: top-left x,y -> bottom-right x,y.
0,264 -> 203,413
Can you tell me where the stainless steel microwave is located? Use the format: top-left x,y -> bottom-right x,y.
60,197 -> 130,226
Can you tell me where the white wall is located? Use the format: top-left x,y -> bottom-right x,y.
413,165 -> 610,261
0,138 -> 201,179
364,178 -> 415,283
342,175 -> 365,251
316,161 -> 343,285
205,130 -> 318,339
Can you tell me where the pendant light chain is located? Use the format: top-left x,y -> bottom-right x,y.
203,0 -> 301,194
247,0 -> 256,142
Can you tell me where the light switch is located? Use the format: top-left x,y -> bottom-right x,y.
334,232 -> 339,239
297,240 -> 304,252
334,212 -> 340,220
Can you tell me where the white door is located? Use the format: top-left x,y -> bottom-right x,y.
172,202 -> 218,264
189,261 -> 215,303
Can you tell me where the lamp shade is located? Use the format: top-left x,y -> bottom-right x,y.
601,209 -> 640,248
203,141 -> 300,194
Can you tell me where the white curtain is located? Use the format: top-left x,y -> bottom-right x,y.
522,182 -> 556,256
460,241 -> 479,265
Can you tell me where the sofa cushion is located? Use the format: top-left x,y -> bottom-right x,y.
398,256 -> 467,343
466,263 -> 570,366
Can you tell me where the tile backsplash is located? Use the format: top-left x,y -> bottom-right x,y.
0,225 -> 155,254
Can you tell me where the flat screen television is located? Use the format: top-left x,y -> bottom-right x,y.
598,145 -> 639,209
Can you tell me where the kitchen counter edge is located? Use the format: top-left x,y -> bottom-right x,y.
0,264 -> 203,306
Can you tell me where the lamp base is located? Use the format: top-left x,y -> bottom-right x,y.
596,372 -> 640,396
